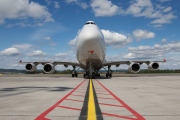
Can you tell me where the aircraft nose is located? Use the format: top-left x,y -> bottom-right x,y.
83,31 -> 98,41
82,32 -> 101,46
79,28 -> 103,44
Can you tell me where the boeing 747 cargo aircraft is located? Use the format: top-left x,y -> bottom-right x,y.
19,21 -> 166,78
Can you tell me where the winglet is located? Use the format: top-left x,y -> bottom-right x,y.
19,60 -> 22,63
163,59 -> 167,62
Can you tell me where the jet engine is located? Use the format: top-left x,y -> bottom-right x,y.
128,63 -> 140,73
148,62 -> 159,70
43,63 -> 55,74
25,63 -> 36,72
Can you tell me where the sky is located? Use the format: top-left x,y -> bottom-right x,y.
0,0 -> 180,70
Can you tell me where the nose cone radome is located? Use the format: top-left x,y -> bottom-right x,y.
79,30 -> 102,47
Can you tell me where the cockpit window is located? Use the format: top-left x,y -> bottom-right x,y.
85,22 -> 96,25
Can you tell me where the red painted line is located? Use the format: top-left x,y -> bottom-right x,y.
96,80 -> 146,120
74,91 -> 86,93
99,103 -> 124,108
71,94 -> 85,97
96,92 -> 110,95
58,105 -> 81,111
35,80 -> 85,120
98,96 -> 116,100
95,90 -> 107,92
65,98 -> 84,102
102,112 -> 137,120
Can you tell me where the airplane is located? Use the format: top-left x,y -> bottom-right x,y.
19,21 -> 166,78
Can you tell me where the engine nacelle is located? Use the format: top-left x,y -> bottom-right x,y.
128,63 -> 140,73
43,63 -> 55,74
25,63 -> 36,72
148,62 -> 159,70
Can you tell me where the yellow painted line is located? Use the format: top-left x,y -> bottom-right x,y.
87,79 -> 96,120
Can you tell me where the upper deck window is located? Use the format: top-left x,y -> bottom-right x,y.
85,21 -> 96,25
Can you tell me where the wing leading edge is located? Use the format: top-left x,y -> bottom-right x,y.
19,60 -> 82,74
102,59 -> 166,74
19,60 -> 81,67
102,59 -> 167,66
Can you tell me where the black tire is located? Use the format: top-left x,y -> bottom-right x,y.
109,73 -> 112,77
106,73 -> 108,77
72,74 -> 74,77
98,74 -> 100,77
84,74 -> 86,78
92,72 -> 95,79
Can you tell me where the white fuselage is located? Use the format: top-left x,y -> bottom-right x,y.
76,21 -> 106,68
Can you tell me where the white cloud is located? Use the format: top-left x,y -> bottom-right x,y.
126,0 -> 153,15
90,0 -> 119,16
124,42 -> 180,60
68,38 -> 76,46
44,36 -> 51,40
125,0 -> 176,27
0,47 -> 20,56
124,46 -> 163,59
150,13 -> 176,25
124,53 -> 137,59
55,53 -> 68,57
64,0 -> 177,28
161,38 -> 167,43
159,0 -> 171,3
89,0 -> 176,27
27,50 -> 46,57
102,29 -> 132,48
54,1 -> 60,9
133,29 -> 155,41
12,44 -> 34,50
65,0 -> 88,9
0,0 -> 54,26
45,0 -> 51,5
49,43 -> 56,46
163,7 -> 172,13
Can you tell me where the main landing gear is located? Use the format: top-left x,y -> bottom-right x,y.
105,65 -> 112,78
72,66 -> 78,77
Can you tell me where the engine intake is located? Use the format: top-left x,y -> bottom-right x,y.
43,63 -> 55,74
128,63 -> 140,73
25,63 -> 36,72
148,62 -> 159,70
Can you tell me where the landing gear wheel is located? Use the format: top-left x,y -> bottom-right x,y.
106,73 -> 109,77
98,74 -> 100,77
92,72 -> 95,79
84,74 -> 86,78
72,74 -> 74,77
109,73 -> 112,77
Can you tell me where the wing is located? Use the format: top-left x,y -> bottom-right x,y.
19,60 -> 81,67
102,59 -> 166,73
19,60 -> 82,73
102,59 -> 167,66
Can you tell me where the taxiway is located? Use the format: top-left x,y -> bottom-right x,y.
0,74 -> 180,120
